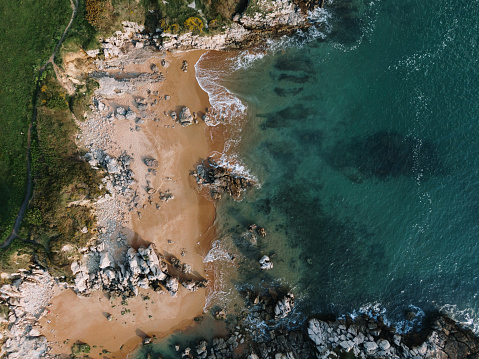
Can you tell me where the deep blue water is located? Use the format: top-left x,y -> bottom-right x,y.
210,0 -> 479,331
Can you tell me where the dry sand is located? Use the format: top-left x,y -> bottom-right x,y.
39,50 -> 225,358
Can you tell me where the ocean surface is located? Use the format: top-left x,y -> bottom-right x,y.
135,0 -> 479,356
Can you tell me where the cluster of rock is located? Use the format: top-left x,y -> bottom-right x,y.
94,71 -> 165,97
92,0 -> 325,56
193,157 -> 255,200
160,0 -> 324,51
174,311 -> 479,359
85,149 -> 134,195
0,268 -> 55,359
259,255 -> 273,270
99,21 -> 146,59
241,288 -> 296,324
236,0 -> 307,30
72,243 -> 206,297
308,313 -> 479,359
178,106 -> 196,127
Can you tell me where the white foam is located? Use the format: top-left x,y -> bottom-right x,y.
440,304 -> 479,334
203,240 -> 236,311
195,53 -> 248,128
209,151 -> 260,187
204,240 -> 234,263
346,302 -> 426,334
233,50 -> 267,70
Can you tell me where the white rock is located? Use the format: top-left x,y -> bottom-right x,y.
70,261 -> 81,275
378,339 -> 390,351
308,319 -> 329,347
363,341 -> 378,352
166,277 -> 179,296
274,292 -> 294,319
99,252 -> 112,269
259,255 -> 273,270
339,340 -> 354,352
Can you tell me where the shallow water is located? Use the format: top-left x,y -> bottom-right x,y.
135,0 -> 479,356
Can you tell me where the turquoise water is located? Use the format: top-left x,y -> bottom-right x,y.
206,0 -> 479,331
135,0 -> 479,356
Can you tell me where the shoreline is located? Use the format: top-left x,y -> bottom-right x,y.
36,49 -> 227,358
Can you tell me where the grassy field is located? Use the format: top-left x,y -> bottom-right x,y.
0,0 -> 71,240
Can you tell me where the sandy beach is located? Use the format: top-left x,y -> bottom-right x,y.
38,50 -> 225,358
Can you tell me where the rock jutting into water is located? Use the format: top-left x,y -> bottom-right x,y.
192,157 -> 255,200
178,304 -> 479,359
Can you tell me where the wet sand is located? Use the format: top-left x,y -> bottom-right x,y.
39,50 -> 224,358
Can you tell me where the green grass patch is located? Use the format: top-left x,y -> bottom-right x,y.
0,0 -> 72,240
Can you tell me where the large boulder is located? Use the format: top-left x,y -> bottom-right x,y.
179,106 -> 194,126
99,252 -> 113,269
274,292 -> 294,320
308,319 -> 329,348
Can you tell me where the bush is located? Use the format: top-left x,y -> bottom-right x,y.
184,17 -> 204,33
85,0 -> 107,30
71,341 -> 91,355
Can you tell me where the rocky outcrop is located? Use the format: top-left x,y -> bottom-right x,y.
307,313 -> 479,359
94,0 -> 327,57
160,0 -> 324,52
85,149 -> 133,195
193,157 -> 255,200
237,0 -> 307,30
0,268 -> 55,359
72,243 -> 206,297
175,311 -> 479,359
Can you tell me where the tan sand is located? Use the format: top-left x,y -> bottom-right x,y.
39,50 -> 225,358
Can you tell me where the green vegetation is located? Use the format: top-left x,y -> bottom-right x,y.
71,341 -> 91,356
197,0 -> 247,20
70,78 -> 99,120
26,67 -> 104,275
152,0 -> 201,33
0,0 -> 71,241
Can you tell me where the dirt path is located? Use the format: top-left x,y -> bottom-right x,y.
0,0 -> 78,249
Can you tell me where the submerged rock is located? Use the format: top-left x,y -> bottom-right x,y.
259,255 -> 273,270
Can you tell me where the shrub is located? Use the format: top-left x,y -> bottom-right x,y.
85,0 -> 106,29
184,17 -> 204,33
71,341 -> 91,355
166,23 -> 180,33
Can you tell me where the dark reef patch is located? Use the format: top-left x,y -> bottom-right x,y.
325,131 -> 442,180
273,87 -> 303,97
274,53 -> 315,73
278,73 -> 311,84
259,104 -> 311,129
327,0 -> 364,45
269,177 -> 387,313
